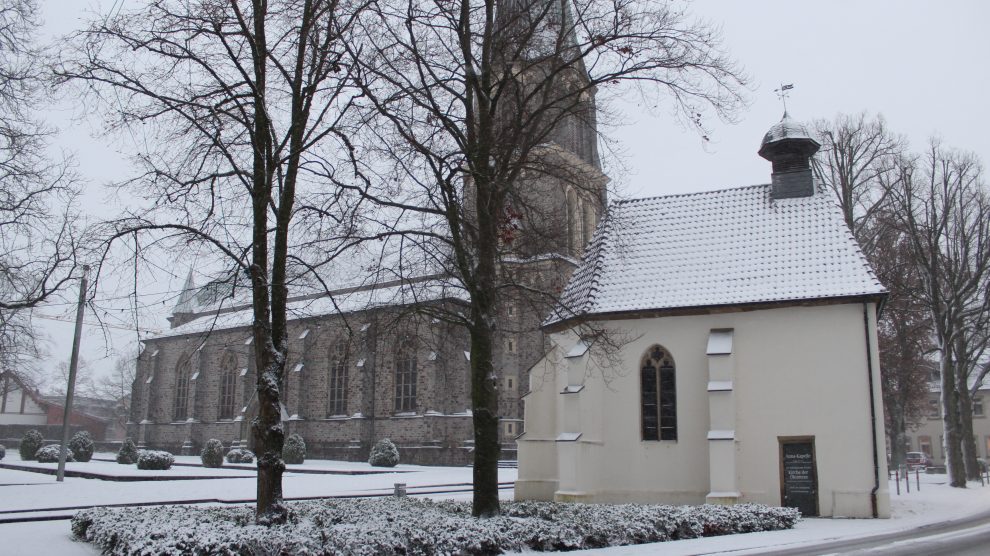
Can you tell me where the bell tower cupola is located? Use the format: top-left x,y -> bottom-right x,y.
758,112 -> 820,199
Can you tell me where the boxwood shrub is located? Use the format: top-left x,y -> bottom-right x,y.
282,433 -> 306,465
200,439 -> 225,468
137,450 -> 174,470
116,438 -> 139,464
225,448 -> 254,464
19,429 -> 44,460
69,431 -> 95,462
368,438 -> 400,467
36,444 -> 73,463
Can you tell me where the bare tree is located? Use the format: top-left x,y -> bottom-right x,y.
0,0 -> 81,380
57,0 -> 365,523
867,213 -> 934,468
344,0 -> 745,516
812,112 -> 905,249
885,141 -> 990,486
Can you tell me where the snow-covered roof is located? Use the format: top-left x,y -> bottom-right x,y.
761,111 -> 816,147
548,183 -> 886,326
151,277 -> 466,340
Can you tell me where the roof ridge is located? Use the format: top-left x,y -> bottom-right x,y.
615,183 -> 772,205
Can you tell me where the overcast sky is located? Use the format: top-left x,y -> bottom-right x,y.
31,0 -> 990,384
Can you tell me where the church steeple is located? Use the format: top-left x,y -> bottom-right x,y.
168,269 -> 199,329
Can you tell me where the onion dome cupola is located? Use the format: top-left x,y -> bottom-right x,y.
758,112 -> 820,199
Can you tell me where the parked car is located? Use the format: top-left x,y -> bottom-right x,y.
905,451 -> 931,469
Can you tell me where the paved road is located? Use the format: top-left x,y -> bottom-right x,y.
762,508 -> 990,555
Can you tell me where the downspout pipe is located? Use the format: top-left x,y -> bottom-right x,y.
863,302 -> 880,518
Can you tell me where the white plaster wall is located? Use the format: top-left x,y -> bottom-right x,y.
517,302 -> 890,517
0,389 -> 47,425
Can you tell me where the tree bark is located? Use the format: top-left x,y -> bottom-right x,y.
940,357 -> 966,487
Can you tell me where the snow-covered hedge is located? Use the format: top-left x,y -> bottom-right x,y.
19,429 -> 43,460
116,438 -> 138,465
225,448 -> 254,464
71,497 -> 800,555
201,439 -> 225,468
368,438 -> 400,467
36,444 -> 73,463
282,433 -> 306,464
136,450 -> 174,470
69,431 -> 95,462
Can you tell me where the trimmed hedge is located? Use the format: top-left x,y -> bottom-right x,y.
200,439 -> 225,468
225,448 -> 254,464
368,438 -> 400,467
282,433 -> 306,465
72,498 -> 801,555
136,450 -> 174,470
69,431 -> 95,462
36,444 -> 73,463
19,429 -> 43,460
116,438 -> 139,464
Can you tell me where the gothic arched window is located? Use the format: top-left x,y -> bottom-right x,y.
173,356 -> 191,421
641,345 -> 677,441
582,199 -> 595,246
394,338 -> 417,413
327,341 -> 349,417
217,352 -> 238,420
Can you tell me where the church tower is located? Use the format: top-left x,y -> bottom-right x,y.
491,0 -> 608,261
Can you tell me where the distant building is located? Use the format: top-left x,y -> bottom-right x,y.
904,381 -> 990,465
0,371 -> 117,441
516,114 -> 892,518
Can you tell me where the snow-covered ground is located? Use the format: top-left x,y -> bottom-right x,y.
557,473 -> 990,555
0,459 -> 986,555
0,452 -> 505,513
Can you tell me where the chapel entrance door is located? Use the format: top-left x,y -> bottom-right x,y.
779,437 -> 819,517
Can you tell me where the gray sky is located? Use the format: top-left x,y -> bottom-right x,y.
31,0 -> 990,384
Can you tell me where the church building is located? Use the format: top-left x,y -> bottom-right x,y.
515,114 -> 892,518
126,0 -> 606,463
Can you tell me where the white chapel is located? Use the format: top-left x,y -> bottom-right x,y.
515,114 -> 891,518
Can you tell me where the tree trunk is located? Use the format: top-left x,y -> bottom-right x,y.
469,168 -> 501,518
889,407 -> 907,469
470,315 -> 501,517
957,380 -> 981,481
940,357 -> 966,487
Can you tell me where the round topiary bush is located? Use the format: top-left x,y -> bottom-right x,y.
200,439 -> 225,468
225,448 -> 254,464
282,433 -> 306,465
368,438 -> 400,467
137,450 -> 174,470
36,444 -> 73,463
116,438 -> 139,464
19,429 -> 44,460
69,431 -> 95,462
0,444 -> 6,461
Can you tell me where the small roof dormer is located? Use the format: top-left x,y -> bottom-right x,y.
758,112 -> 820,199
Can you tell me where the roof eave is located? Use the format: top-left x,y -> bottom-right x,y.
542,292 -> 889,334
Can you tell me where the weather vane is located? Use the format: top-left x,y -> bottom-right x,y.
774,83 -> 794,113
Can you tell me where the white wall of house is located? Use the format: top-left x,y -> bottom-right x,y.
517,302 -> 890,518
0,385 -> 48,425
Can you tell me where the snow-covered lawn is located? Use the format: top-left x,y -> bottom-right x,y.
0,453 -> 509,515
0,464 -> 987,555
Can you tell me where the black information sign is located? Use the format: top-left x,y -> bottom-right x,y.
781,440 -> 818,517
